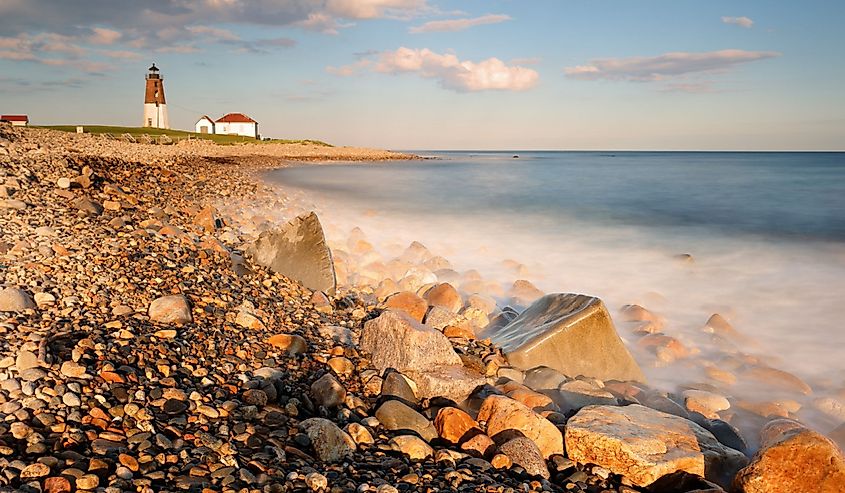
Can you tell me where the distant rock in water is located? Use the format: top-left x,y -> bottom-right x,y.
248,212 -> 336,295
481,293 -> 645,383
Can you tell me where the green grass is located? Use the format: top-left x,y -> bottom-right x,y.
36,125 -> 331,146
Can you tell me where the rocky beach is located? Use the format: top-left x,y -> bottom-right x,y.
1,124 -> 843,493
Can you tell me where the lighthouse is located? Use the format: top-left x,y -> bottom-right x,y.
142,63 -> 169,129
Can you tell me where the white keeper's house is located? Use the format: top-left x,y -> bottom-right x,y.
195,113 -> 259,139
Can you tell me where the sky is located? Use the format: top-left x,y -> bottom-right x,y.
1,0 -> 843,150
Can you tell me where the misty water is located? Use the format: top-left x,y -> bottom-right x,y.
265,151 -> 845,430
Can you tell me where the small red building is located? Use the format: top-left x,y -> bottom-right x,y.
0,115 -> 29,126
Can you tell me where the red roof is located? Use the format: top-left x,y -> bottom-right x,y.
1,115 -> 28,122
216,113 -> 256,123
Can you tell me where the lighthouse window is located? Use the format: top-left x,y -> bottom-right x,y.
155,91 -> 159,98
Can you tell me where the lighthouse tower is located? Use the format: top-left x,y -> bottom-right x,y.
142,63 -> 169,129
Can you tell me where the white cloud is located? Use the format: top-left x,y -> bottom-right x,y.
564,49 -> 779,82
409,14 -> 511,33
88,27 -> 122,45
722,16 -> 754,29
186,25 -> 241,42
325,0 -> 428,20
329,47 -> 539,92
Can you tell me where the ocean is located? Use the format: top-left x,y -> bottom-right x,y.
265,151 -> 845,420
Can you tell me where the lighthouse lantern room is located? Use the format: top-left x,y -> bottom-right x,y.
143,63 -> 169,129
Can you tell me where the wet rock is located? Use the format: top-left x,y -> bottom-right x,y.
300,418 -> 356,462
248,211 -> 337,295
361,310 -> 462,374
477,395 -> 563,459
148,294 -> 192,324
0,287 -> 36,312
557,379 -> 618,414
383,291 -> 428,322
733,419 -> 845,493
481,293 -> 646,383
683,389 -> 730,419
311,373 -> 346,408
498,437 -> 550,479
375,400 -> 438,442
565,404 -> 748,488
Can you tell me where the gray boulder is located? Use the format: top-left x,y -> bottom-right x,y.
361,310 -> 462,374
248,212 -> 336,295
481,293 -> 645,383
498,437 -> 551,479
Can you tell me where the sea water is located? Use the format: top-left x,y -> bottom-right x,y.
266,151 -> 845,417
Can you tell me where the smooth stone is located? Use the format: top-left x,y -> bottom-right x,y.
565,404 -> 748,488
424,283 -> 463,313
461,433 -> 496,458
389,435 -> 434,460
733,419 -> 845,493
480,293 -> 646,383
683,390 -> 731,419
380,371 -> 418,405
383,291 -> 428,322
267,333 -> 308,355
148,295 -> 192,324
300,418 -> 356,462
523,366 -> 568,391
311,373 -> 346,408
16,350 -> 39,371
248,212 -> 337,295
344,422 -> 374,445
1,287 -> 36,312
556,379 -> 618,414
375,400 -> 438,442
361,310 -> 462,374
305,472 -> 328,491
476,395 -> 564,459
434,407 -> 481,445
498,437 -> 550,479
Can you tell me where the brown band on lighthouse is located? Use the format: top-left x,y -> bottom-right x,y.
144,78 -> 166,104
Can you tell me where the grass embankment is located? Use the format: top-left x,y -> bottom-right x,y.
36,125 -> 331,147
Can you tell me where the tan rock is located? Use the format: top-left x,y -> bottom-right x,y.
327,356 -> 354,376
300,418 -> 356,462
383,291 -> 428,322
443,323 -> 476,340
267,334 -> 307,355
434,407 -> 481,445
311,373 -> 346,408
360,310 -> 461,374
390,435 -> 434,461
565,404 -> 747,488
506,388 -> 559,413
481,293 -> 646,383
344,422 -> 374,446
148,294 -> 191,324
477,395 -> 563,459
404,365 -> 486,402
460,433 -> 496,458
425,283 -> 463,313
491,453 -> 512,469
742,366 -> 812,395
733,419 -> 845,493
683,389 -> 730,419
556,379 -> 618,414
194,206 -> 218,232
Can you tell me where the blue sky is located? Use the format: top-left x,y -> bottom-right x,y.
1,0 -> 843,149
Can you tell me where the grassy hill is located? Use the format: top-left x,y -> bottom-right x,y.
37,125 -> 331,146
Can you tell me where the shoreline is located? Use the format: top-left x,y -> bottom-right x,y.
2,125 -> 843,492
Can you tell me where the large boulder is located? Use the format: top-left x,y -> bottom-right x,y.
565,404 -> 747,488
477,395 -> 564,459
248,212 -> 336,295
405,366 -> 486,403
361,310 -> 462,374
481,293 -> 645,383
733,419 -> 845,493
